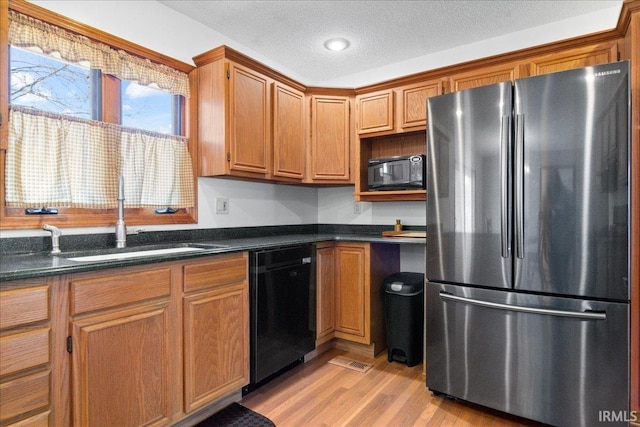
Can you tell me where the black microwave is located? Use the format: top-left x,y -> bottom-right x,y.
367,154 -> 425,191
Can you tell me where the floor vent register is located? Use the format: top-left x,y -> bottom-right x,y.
328,356 -> 373,373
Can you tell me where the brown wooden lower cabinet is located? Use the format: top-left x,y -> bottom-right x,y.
0,371 -> 50,424
315,243 -> 336,346
182,253 -> 249,413
69,266 -> 175,427
317,242 -> 400,356
71,303 -> 173,427
0,282 -> 56,427
65,252 -> 249,427
0,253 -> 248,427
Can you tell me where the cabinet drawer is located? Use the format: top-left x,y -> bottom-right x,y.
5,411 -> 50,427
0,328 -> 50,377
0,370 -> 50,423
184,253 -> 248,293
0,286 -> 49,331
71,268 -> 172,315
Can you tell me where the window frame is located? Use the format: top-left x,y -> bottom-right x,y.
0,0 -> 198,229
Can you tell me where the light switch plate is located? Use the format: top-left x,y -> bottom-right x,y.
215,197 -> 229,214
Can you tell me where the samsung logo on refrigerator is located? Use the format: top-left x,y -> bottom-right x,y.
594,69 -> 621,77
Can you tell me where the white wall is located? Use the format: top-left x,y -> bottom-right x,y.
317,187 -> 424,227
196,179 -> 318,229
0,0 -> 619,241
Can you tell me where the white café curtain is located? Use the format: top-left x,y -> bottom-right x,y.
6,106 -> 194,209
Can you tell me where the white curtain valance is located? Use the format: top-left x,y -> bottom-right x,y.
6,106 -> 194,209
8,10 -> 190,98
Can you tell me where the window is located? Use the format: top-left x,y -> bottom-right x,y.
1,2 -> 197,229
121,80 -> 178,134
10,46 -> 93,119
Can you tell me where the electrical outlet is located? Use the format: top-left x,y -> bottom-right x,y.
353,202 -> 362,214
215,197 -> 229,214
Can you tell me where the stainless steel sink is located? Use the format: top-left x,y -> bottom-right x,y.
56,242 -> 228,262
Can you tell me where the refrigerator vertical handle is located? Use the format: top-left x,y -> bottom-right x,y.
515,114 -> 525,259
500,116 -> 510,258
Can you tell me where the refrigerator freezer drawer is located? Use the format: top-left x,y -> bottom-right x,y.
425,282 -> 629,427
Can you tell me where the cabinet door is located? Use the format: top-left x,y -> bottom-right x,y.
527,41 -> 619,75
229,62 -> 270,175
316,245 -> 335,345
449,61 -> 522,92
272,82 -> 305,180
183,282 -> 249,412
71,304 -> 172,427
356,90 -> 394,134
399,80 -> 443,129
309,95 -> 351,182
334,244 -> 368,341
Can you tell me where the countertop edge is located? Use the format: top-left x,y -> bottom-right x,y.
0,233 -> 425,282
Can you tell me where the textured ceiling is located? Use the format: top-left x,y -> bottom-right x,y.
158,0 -> 623,86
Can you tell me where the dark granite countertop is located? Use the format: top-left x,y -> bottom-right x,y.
0,227 -> 425,282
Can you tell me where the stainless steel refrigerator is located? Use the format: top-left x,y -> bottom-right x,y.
425,61 -> 630,427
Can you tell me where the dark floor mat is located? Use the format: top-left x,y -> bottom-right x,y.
194,402 -> 275,427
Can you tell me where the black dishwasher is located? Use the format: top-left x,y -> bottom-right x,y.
244,244 -> 316,394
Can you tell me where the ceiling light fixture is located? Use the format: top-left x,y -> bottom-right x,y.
324,38 -> 350,52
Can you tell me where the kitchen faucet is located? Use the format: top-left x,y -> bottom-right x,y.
43,224 -> 61,254
115,175 -> 126,248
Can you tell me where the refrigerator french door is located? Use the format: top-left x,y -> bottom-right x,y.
425,61 -> 630,427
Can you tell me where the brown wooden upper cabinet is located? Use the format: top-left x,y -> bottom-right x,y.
356,90 -> 395,134
308,95 -> 352,183
448,41 -> 619,92
194,54 -> 271,179
526,41 -> 619,76
399,80 -> 444,129
449,61 -> 523,92
355,79 -> 444,136
272,82 -> 306,181
228,63 -> 270,176
194,46 -> 309,182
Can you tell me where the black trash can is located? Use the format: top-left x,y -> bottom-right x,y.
382,272 -> 424,367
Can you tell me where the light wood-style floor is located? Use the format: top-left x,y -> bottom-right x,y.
241,348 -> 545,427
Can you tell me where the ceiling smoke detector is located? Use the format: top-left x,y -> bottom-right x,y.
324,38 -> 350,52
